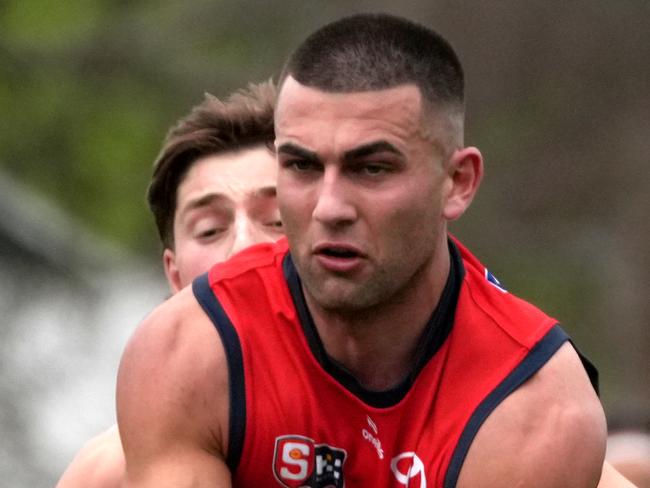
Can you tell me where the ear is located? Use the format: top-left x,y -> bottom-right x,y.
442,146 -> 484,221
163,248 -> 183,294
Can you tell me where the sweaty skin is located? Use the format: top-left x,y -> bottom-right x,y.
56,145 -> 281,488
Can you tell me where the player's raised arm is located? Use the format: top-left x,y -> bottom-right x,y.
116,286 -> 232,487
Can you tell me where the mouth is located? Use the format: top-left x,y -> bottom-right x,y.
319,247 -> 359,258
312,243 -> 365,273
314,243 -> 364,259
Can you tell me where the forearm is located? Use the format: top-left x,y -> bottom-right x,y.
597,462 -> 638,488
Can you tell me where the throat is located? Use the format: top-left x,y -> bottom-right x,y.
283,239 -> 463,406
311,306 -> 428,391
332,343 -> 415,391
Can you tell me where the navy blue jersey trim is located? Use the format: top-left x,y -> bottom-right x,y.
192,272 -> 245,473
574,344 -> 599,395
443,324 -> 569,488
283,239 -> 464,409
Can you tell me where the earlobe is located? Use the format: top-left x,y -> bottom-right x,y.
442,147 -> 484,221
163,248 -> 182,294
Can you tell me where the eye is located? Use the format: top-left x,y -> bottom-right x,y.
264,219 -> 283,229
193,223 -> 227,241
282,158 -> 321,173
362,163 -> 387,175
351,162 -> 391,177
197,227 -> 224,239
295,160 -> 312,171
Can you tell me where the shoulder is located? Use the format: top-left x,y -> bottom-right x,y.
117,285 -> 230,463
119,284 -> 228,381
56,425 -> 123,488
457,342 -> 607,487
454,238 -> 558,345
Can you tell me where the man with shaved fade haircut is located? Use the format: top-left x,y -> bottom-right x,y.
116,14 -> 633,487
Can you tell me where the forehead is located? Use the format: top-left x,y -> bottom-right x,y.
275,77 -> 425,152
176,146 -> 277,206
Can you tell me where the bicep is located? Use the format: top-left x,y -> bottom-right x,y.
457,342 -> 607,487
117,294 -> 231,487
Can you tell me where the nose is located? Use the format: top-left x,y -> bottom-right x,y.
312,168 -> 357,227
229,212 -> 261,258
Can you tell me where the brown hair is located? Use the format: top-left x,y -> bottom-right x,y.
147,80 -> 276,250
280,14 -> 463,109
279,14 -> 465,151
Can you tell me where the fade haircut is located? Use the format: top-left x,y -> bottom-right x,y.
279,13 -> 465,148
147,80 -> 276,250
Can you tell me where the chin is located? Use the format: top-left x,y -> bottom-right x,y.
307,282 -> 382,313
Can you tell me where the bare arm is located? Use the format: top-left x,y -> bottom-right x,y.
598,462 -> 639,488
116,286 -> 231,487
56,425 -> 123,488
458,342 -> 607,487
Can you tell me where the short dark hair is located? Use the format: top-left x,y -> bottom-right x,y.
280,13 -> 464,110
147,80 -> 276,250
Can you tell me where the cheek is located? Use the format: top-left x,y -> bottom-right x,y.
377,187 -> 442,241
278,173 -> 314,213
254,226 -> 283,245
278,194 -> 309,233
179,243 -> 229,283
201,243 -> 229,269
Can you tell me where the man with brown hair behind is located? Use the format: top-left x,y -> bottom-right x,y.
56,80 -> 283,487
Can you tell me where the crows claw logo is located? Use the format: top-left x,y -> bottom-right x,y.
273,435 -> 346,488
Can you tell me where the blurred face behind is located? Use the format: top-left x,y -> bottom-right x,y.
275,77 -> 458,314
164,145 -> 282,292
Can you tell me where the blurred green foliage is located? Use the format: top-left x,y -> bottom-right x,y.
0,0 -> 292,254
2,1 -> 161,254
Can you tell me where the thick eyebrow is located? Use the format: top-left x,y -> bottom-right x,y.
277,140 -> 404,165
276,142 -> 320,163
251,185 -> 277,198
179,187 -> 276,220
343,141 -> 405,162
179,192 -> 229,219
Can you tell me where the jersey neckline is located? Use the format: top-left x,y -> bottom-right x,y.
282,239 -> 465,408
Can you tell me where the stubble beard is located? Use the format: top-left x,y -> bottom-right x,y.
298,248 -> 436,320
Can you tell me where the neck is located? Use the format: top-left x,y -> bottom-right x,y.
305,239 -> 451,391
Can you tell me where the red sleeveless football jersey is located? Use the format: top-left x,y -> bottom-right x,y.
193,237 -> 587,487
